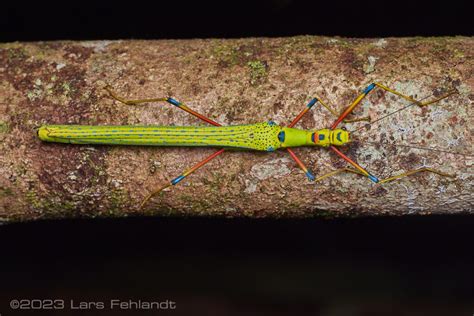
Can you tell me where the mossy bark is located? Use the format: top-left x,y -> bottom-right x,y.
0,37 -> 473,222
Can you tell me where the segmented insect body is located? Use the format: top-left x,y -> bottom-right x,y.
38,122 -> 350,151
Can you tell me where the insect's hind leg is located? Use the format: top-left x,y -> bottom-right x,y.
378,167 -> 455,184
374,83 -> 458,107
104,85 -> 221,126
139,148 -> 226,209
104,85 -> 168,105
313,167 -> 455,183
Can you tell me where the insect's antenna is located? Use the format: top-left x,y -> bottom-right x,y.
351,89 -> 457,134
361,141 -> 474,157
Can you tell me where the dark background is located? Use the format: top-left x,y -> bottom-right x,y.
1,0 -> 472,41
1,0 -> 473,315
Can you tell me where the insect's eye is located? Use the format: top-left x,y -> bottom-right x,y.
341,127 -> 347,131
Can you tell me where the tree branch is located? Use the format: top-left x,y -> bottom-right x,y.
0,37 -> 472,222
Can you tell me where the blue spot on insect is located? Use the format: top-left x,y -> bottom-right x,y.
278,131 -> 285,142
337,132 -> 342,142
267,146 -> 275,152
319,134 -> 325,140
268,121 -> 276,126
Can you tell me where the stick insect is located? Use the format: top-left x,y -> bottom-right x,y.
38,82 -> 459,208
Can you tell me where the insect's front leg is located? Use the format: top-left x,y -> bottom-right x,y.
285,95 -> 369,182
311,166 -> 455,184
288,96 -> 370,128
373,83 -> 457,108
331,82 -> 457,129
377,167 -> 455,184
313,95 -> 370,124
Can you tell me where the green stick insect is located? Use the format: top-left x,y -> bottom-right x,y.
38,82 -> 459,208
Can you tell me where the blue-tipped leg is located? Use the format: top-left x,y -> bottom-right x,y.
167,97 -> 181,107
306,170 -> 316,181
363,83 -> 376,94
171,175 -> 185,185
307,98 -> 318,108
368,174 -> 379,183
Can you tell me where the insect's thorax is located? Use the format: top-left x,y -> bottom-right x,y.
242,122 -> 350,150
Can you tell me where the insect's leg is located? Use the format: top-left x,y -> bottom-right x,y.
313,167 -> 455,183
286,97 -> 366,181
331,83 -> 457,129
285,99 -> 320,180
374,83 -> 458,107
330,146 -> 379,183
105,85 -> 221,127
318,97 -> 371,123
331,83 -> 377,129
104,85 -> 167,105
287,148 -> 315,181
378,167 -> 455,184
288,98 -> 318,127
328,83 -> 457,182
288,97 -> 369,128
139,148 -> 226,209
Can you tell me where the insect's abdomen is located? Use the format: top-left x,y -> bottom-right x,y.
38,122 -> 283,151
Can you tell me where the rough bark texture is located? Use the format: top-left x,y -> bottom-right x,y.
0,37 -> 473,222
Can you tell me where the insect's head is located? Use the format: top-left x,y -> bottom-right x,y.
308,128 -> 350,146
332,127 -> 350,146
